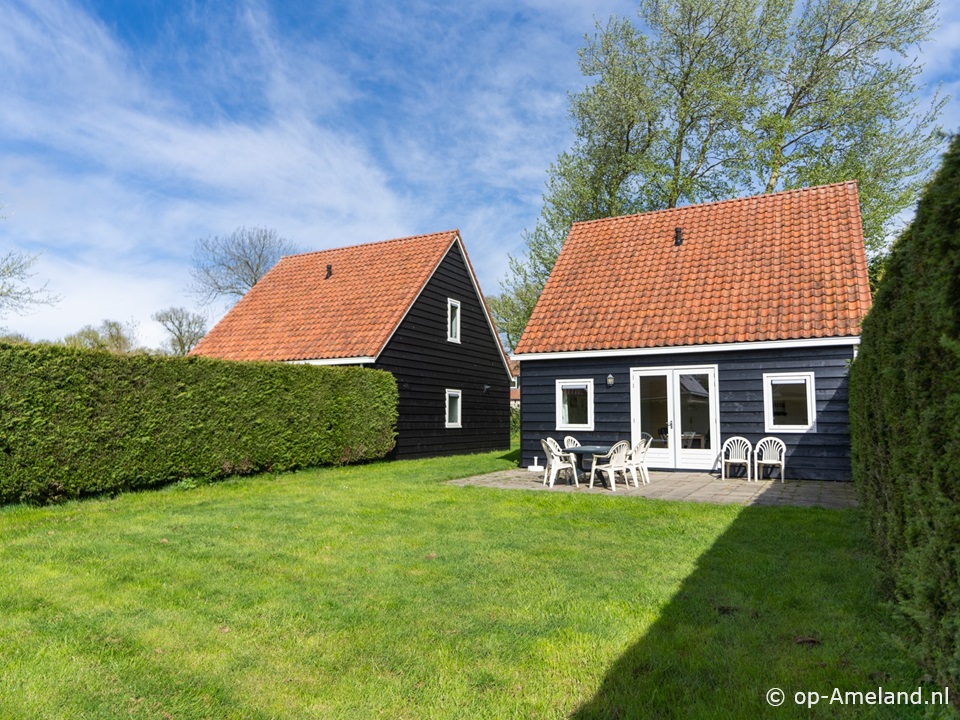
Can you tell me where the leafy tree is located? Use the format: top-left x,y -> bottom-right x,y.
189,226 -> 301,305
152,306 -> 207,356
0,250 -> 59,321
61,319 -> 141,354
493,0 -> 944,348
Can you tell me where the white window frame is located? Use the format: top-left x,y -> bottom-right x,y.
763,372 -> 816,432
447,299 -> 461,343
555,379 -> 594,431
445,389 -> 462,428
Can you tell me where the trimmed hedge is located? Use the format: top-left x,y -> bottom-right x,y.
0,343 -> 398,504
850,134 -> 960,697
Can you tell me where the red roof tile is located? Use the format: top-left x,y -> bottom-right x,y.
514,182 -> 872,355
191,231 -> 461,362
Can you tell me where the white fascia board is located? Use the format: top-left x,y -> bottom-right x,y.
512,336 -> 861,362
454,236 -> 515,380
288,357 -> 376,366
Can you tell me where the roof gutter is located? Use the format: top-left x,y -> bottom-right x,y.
512,336 -> 861,362
288,357 -> 377,366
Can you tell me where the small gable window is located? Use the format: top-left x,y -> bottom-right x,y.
445,389 -> 462,428
556,379 -> 594,431
763,372 -> 816,432
447,299 -> 461,343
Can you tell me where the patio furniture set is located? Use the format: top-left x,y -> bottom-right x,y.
539,435 -> 653,491
538,434 -> 787,491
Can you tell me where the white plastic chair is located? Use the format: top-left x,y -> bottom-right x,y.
721,436 -> 752,481
563,436 -> 581,448
546,436 -> 577,465
755,437 -> 786,482
625,435 -> 653,485
540,438 -> 578,488
548,436 -> 581,481
589,441 -> 632,491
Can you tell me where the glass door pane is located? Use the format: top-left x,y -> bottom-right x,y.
677,373 -> 713,451
639,375 -> 670,450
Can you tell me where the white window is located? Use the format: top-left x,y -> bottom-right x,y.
447,299 -> 461,343
445,389 -> 462,428
763,372 -> 816,432
556,379 -> 594,431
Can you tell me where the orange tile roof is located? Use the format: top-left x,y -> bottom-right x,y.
514,182 -> 872,355
191,231 -> 461,362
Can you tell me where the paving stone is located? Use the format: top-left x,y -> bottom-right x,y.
450,469 -> 858,509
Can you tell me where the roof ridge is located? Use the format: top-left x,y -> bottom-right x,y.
569,181 -> 858,231
281,229 -> 459,261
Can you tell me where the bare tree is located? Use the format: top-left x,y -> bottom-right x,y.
189,226 -> 301,305
0,250 -> 59,320
0,331 -> 31,344
61,319 -> 141,354
153,306 -> 207,356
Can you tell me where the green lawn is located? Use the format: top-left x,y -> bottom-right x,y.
0,449 -> 953,719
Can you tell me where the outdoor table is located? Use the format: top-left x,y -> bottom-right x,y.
565,444 -> 612,483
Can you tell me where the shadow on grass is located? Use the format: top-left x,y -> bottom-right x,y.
499,446 -> 521,464
570,487 -> 938,719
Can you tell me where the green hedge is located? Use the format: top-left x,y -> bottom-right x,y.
0,344 -> 398,504
850,134 -> 960,696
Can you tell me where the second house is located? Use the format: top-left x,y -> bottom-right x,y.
192,230 -> 512,459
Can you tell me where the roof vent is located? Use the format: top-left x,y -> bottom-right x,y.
325,264 -> 333,279
674,227 -> 683,246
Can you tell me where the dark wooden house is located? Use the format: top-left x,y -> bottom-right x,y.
191,231 -> 511,459
512,182 -> 872,481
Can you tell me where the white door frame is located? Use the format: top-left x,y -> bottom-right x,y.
630,365 -> 720,471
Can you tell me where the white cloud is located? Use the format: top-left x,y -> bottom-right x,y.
0,246 -> 189,348
0,0 -> 419,343
6,0 -> 948,350
916,0 -> 960,133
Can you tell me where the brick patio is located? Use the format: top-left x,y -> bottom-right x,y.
449,468 -> 858,509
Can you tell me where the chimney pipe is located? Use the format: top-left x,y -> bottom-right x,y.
675,227 -> 683,246
325,264 -> 333,279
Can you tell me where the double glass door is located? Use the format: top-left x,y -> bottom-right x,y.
630,366 -> 719,470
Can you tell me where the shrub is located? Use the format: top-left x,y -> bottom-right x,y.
0,344 -> 397,504
850,134 -> 960,698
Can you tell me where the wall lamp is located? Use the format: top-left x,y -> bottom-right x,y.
606,374 -> 615,387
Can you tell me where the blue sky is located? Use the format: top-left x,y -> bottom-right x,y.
2,0 -> 959,348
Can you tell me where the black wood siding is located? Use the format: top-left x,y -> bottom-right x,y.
520,345 -> 856,481
375,242 -> 511,459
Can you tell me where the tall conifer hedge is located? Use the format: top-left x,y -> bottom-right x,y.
850,134 -> 960,696
0,344 -> 398,504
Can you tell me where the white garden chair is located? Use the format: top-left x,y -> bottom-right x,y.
625,434 -> 653,485
546,437 -> 577,466
589,440 -> 632,491
755,437 -> 786,482
540,438 -> 578,488
563,436 -> 581,448
720,436 -> 752,481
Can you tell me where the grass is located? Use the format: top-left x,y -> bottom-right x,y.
0,448 -> 953,719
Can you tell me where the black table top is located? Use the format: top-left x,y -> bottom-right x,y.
564,445 -> 612,455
